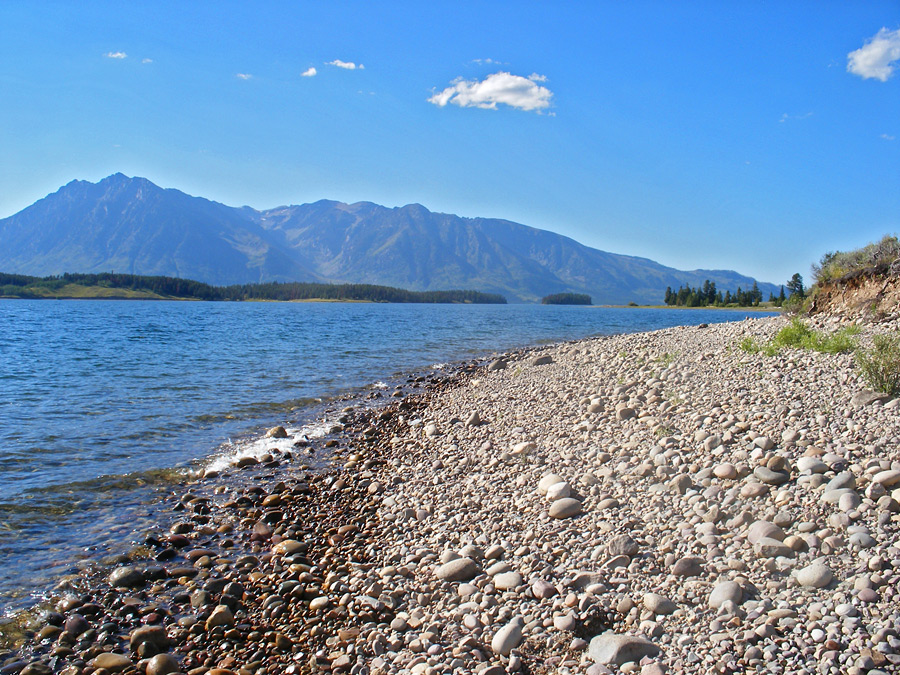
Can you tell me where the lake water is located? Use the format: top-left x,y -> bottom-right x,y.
0,300 -> 775,612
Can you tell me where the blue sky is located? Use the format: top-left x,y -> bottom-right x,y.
1,2 -> 898,287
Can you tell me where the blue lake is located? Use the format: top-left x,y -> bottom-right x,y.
0,300 -> 775,612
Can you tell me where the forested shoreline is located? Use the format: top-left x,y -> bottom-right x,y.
0,272 -> 508,304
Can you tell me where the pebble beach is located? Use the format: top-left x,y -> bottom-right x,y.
3,314 -> 900,675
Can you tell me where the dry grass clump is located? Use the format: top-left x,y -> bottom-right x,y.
812,235 -> 900,285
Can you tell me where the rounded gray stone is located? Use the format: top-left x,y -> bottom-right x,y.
849,532 -> 876,548
538,473 -> 565,495
532,579 -> 558,599
643,593 -> 676,615
436,557 -> 480,582
493,571 -> 523,590
796,563 -> 833,588
754,466 -> 789,485
825,472 -> 856,492
671,557 -> 704,577
873,469 -> 900,487
747,520 -> 785,544
607,534 -> 639,557
755,536 -> 794,558
549,497 -> 583,519
491,617 -> 524,655
709,580 -> 743,608
588,633 -> 660,666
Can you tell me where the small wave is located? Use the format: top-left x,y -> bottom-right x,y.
431,363 -> 449,369
189,397 -> 323,425
0,467 -> 192,518
371,381 -> 388,390
204,419 -> 333,473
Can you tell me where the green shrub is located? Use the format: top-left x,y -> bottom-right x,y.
738,336 -> 763,354
767,320 -> 859,354
770,320 -> 817,349
856,333 -> 900,395
781,292 -> 810,316
817,325 -> 862,354
739,320 -> 859,356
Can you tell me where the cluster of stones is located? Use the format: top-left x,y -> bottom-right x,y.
4,314 -> 900,675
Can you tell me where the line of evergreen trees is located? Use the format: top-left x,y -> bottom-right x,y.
664,280 -> 765,307
541,292 -> 592,305
0,272 -> 507,304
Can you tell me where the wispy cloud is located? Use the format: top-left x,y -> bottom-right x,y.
236,73 -> 253,80
301,67 -> 317,77
142,58 -> 153,64
428,71 -> 553,113
882,133 -> 897,141
104,51 -> 127,59
327,59 -> 364,70
847,27 -> 900,81
779,112 -> 813,123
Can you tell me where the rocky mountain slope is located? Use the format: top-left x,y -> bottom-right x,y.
0,174 -> 778,303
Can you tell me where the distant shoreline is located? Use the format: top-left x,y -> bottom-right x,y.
0,273 -> 507,304
0,294 -> 375,303
0,295 -> 782,311
600,303 -> 780,312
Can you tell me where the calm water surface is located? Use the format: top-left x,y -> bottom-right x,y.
0,300 -> 775,612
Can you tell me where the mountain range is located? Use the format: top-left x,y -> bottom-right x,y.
0,173 -> 778,304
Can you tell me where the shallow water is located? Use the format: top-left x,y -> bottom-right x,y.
0,300 -> 775,611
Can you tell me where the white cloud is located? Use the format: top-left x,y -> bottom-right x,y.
327,59 -> 363,70
847,27 -> 900,81
882,133 -> 897,141
236,73 -> 252,80
104,51 -> 127,59
142,58 -> 153,64
301,67 -> 317,77
779,112 -> 813,123
428,71 -> 553,113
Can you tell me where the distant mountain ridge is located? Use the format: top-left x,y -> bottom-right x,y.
0,173 -> 779,303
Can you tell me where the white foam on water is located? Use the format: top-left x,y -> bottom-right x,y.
204,419 -> 333,473
431,363 -> 449,369
371,381 -> 389,389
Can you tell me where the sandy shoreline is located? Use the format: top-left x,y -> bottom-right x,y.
4,314 -> 900,675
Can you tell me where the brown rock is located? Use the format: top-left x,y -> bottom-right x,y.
90,654 -> 132,673
146,654 -> 180,675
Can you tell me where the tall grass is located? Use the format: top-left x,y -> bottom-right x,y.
856,334 -> 900,395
